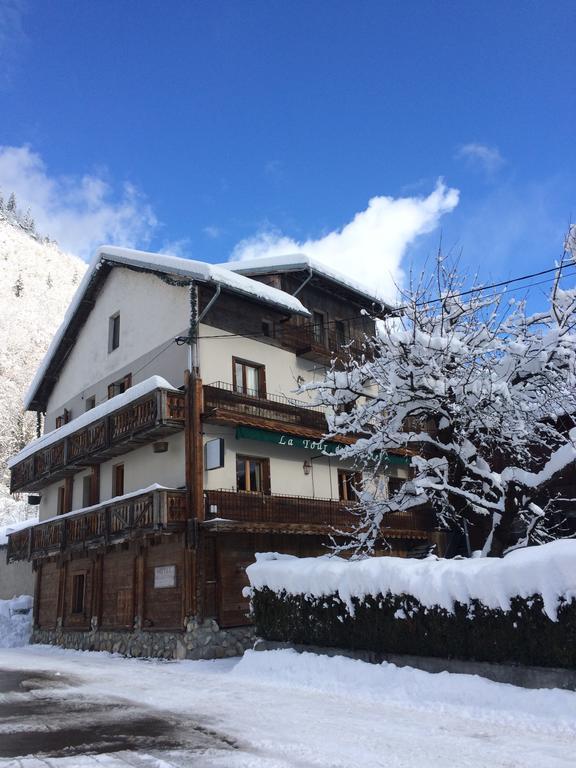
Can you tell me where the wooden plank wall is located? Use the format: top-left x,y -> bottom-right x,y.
143,535 -> 185,630
34,533 -> 190,635
37,561 -> 59,629
101,546 -> 135,629
214,533 -> 328,628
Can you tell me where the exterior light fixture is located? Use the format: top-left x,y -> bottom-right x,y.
303,459 -> 312,475
153,441 -> 169,454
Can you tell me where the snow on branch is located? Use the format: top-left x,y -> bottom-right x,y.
305,247 -> 576,557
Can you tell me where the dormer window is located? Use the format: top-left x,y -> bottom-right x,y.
108,313 -> 120,352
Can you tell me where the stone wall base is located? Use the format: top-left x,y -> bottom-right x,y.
32,619 -> 256,660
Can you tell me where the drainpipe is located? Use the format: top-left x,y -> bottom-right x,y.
292,266 -> 314,296
183,282 -> 221,372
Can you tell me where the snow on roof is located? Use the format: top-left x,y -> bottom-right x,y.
97,247 -> 309,315
24,246 -> 310,410
224,253 -> 393,308
12,376 -> 177,468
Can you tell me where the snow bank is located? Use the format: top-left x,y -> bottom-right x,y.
246,540 -> 576,620
233,649 -> 576,731
0,595 -> 33,647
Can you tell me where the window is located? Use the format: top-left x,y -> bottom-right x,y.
109,313 -> 120,352
261,320 -> 272,338
335,320 -> 347,347
82,476 -> 92,508
82,468 -> 99,507
112,464 -> 124,497
312,311 -> 325,345
387,476 -> 404,498
55,408 -> 71,429
85,396 -> 96,411
57,486 -> 66,515
71,573 -> 86,614
108,373 -> 132,399
236,455 -> 270,493
338,470 -> 362,502
233,358 -> 266,398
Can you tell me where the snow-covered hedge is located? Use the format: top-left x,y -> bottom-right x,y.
246,542 -> 576,669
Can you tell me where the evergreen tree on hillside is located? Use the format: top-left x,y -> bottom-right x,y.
13,275 -> 24,298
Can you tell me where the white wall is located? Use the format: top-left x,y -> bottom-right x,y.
198,324 -> 326,403
98,431 -> 185,501
47,268 -> 190,417
37,432 -> 185,520
204,425 -> 354,500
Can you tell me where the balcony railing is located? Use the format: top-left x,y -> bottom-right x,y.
203,382 -> 327,432
10,388 -> 185,493
203,489 -> 432,537
278,321 -> 369,363
6,488 -> 187,562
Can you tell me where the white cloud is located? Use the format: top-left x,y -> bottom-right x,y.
456,143 -> 505,175
0,145 -> 157,259
159,238 -> 192,258
230,180 -> 460,302
203,225 -> 221,239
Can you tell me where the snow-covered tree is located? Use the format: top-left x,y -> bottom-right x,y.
309,250 -> 576,557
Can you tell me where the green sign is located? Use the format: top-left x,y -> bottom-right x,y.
235,426 -> 342,454
234,426 -> 410,465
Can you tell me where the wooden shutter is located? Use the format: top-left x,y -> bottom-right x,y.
261,458 -> 271,495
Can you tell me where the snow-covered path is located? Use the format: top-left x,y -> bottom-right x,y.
1,645 -> 575,767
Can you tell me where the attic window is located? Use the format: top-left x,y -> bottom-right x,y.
85,396 -> 96,411
109,313 -> 120,352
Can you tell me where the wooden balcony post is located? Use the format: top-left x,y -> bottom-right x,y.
153,490 -> 163,528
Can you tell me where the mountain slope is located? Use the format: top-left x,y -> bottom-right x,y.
0,211 -> 87,524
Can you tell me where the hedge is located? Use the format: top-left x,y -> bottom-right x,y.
250,587 -> 576,669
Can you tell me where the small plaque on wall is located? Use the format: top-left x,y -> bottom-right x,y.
154,565 -> 176,589
205,437 -> 225,470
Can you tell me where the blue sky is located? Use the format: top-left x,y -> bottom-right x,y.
0,0 -> 574,300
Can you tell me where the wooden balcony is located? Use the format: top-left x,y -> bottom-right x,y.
203,489 -> 432,539
202,382 -> 342,441
10,388 -> 185,493
6,488 -> 187,562
278,321 -> 368,364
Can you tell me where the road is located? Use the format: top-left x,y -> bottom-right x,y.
0,645 -> 575,767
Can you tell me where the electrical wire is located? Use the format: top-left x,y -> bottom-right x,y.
195,263 -> 576,342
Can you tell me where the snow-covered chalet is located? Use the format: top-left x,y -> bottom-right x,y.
6,247 -> 441,658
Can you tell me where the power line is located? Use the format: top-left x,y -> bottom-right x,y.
195,263 -> 576,342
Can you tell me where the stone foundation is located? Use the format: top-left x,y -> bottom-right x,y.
31,619 -> 256,660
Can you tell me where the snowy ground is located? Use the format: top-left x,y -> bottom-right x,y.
1,646 -> 575,767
